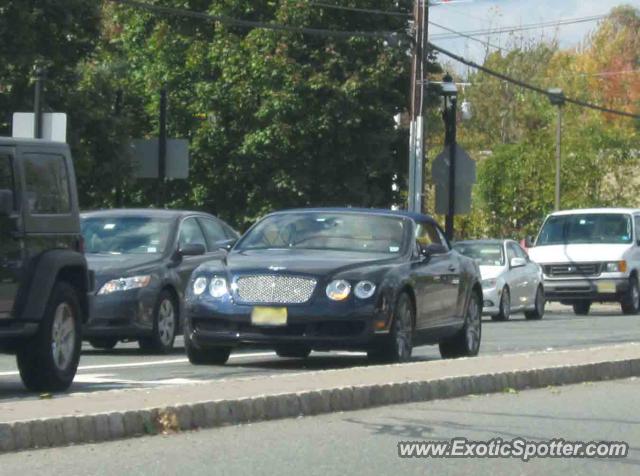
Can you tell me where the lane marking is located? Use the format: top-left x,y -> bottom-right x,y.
0,350 -> 365,377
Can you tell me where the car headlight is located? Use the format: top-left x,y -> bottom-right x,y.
482,278 -> 497,289
98,275 -> 151,295
193,277 -> 208,296
326,280 -> 351,301
354,281 -> 376,299
604,261 -> 627,273
209,277 -> 229,298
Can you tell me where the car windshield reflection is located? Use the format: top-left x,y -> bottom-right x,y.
236,212 -> 408,255
81,216 -> 173,255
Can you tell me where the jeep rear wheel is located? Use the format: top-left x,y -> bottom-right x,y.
16,283 -> 82,392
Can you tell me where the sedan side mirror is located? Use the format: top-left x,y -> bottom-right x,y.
510,257 -> 527,268
0,189 -> 13,217
178,243 -> 206,257
420,242 -> 449,260
217,238 -> 237,251
524,236 -> 535,248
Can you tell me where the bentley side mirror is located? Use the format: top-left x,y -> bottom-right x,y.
178,243 -> 206,257
510,257 -> 527,268
420,242 -> 449,260
0,189 -> 13,217
217,238 -> 237,251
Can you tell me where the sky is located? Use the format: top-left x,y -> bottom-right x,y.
429,0 -> 640,74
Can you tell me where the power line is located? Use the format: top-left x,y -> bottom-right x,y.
430,20 -> 506,52
307,2 -> 410,18
107,0 -> 396,38
430,14 -> 607,40
428,42 -> 640,120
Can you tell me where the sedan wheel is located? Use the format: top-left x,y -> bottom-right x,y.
367,292 -> 414,363
139,291 -> 177,354
492,287 -> 511,321
524,286 -> 545,320
439,290 -> 482,359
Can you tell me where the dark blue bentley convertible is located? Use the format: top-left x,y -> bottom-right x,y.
184,208 -> 483,364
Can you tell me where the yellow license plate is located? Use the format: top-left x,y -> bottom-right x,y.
597,281 -> 616,293
251,307 -> 288,326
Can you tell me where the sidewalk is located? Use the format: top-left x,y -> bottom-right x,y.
1,343 -> 639,452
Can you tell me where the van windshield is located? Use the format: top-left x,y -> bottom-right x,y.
536,213 -> 633,246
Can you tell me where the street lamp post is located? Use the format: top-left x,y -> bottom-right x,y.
441,74 -> 458,241
548,88 -> 565,211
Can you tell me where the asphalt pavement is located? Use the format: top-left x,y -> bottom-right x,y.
0,303 -> 638,400
1,377 -> 637,475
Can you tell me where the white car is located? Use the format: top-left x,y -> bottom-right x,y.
528,208 -> 640,315
454,240 -> 545,321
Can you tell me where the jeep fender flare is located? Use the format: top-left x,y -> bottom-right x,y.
17,249 -> 90,323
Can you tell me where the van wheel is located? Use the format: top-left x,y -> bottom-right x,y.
89,338 -> 118,350
139,291 -> 177,354
440,290 -> 482,359
621,276 -> 640,315
524,286 -> 545,320
572,301 -> 591,315
16,283 -> 82,392
491,287 -> 511,321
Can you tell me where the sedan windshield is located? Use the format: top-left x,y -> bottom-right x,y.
536,213 -> 632,246
237,212 -> 408,254
454,243 -> 505,266
81,216 -> 174,254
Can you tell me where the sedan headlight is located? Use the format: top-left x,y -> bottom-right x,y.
98,275 -> 151,295
326,280 -> 351,301
354,281 -> 376,299
209,277 -> 229,298
193,277 -> 208,296
604,261 -> 627,273
482,278 -> 497,289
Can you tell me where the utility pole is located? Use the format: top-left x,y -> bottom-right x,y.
157,87 -> 167,208
114,90 -> 124,207
548,88 -> 565,211
408,0 -> 428,213
33,65 -> 46,139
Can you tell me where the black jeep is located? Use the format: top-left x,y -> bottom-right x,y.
0,137 -> 90,391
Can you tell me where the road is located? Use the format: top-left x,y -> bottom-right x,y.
1,377 -> 637,475
0,304 -> 638,399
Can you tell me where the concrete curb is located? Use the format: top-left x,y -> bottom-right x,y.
1,357 -> 639,453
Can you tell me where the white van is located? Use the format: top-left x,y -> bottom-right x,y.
528,208 -> 640,315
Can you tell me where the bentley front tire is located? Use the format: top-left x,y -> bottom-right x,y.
367,292 -> 414,364
439,290 -> 482,359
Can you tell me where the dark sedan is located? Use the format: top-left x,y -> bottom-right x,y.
184,208 -> 483,364
81,209 -> 238,353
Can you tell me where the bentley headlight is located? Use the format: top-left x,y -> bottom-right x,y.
354,281 -> 376,299
482,278 -> 497,289
193,277 -> 208,296
604,261 -> 627,273
209,277 -> 229,298
326,280 -> 351,301
98,275 -> 151,295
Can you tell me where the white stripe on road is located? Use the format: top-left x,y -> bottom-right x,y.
0,350 -> 365,377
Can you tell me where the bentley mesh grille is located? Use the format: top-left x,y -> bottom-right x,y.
235,275 -> 317,304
